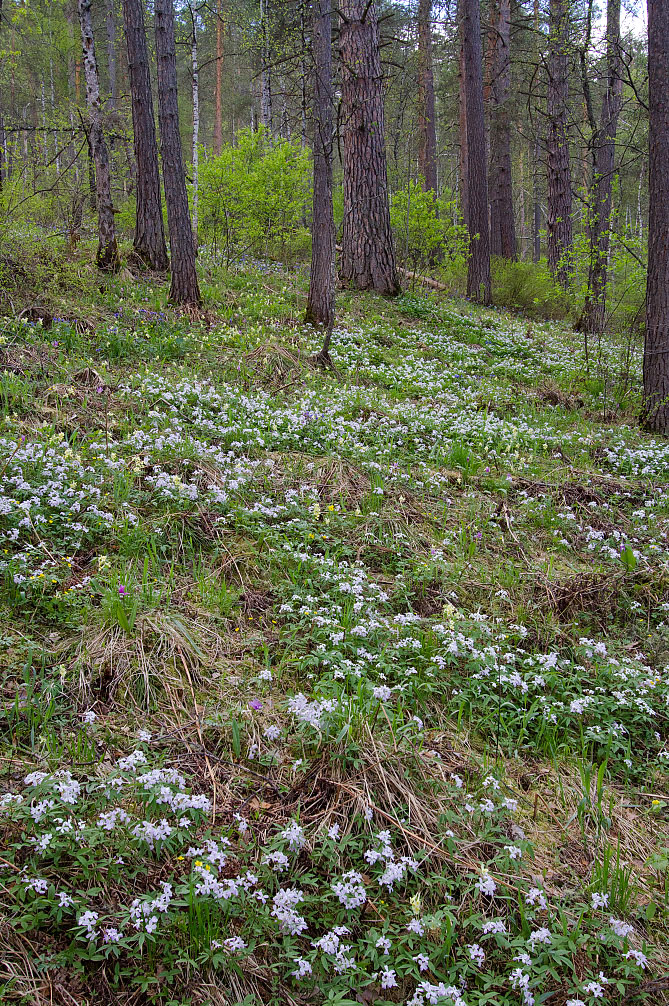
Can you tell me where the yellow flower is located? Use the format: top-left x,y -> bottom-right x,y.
409,892 -> 422,915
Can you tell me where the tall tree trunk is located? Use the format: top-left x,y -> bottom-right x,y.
106,0 -> 117,111
546,0 -> 572,286
458,35 -> 468,227
213,0 -> 223,155
533,133 -> 541,263
462,0 -> 491,303
581,0 -> 622,332
190,7 -> 199,248
643,0 -> 669,434
155,0 -> 201,306
417,0 -> 437,193
488,0 -> 516,258
305,0 -> 335,338
339,0 -> 400,295
123,0 -> 168,270
78,0 -> 119,271
260,0 -> 273,132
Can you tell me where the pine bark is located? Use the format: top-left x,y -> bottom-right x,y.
339,0 -> 400,296
546,0 -> 572,286
77,0 -> 119,272
643,0 -> 669,434
123,0 -> 168,271
213,0 -> 223,155
417,0 -> 437,193
155,0 -> 201,306
305,0 -> 335,335
581,0 -> 622,332
462,0 -> 491,303
488,0 -> 516,259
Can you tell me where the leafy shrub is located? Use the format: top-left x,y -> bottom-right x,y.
491,258 -> 572,319
390,182 -> 468,277
198,128 -> 312,264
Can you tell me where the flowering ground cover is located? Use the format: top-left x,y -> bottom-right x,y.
0,260 -> 668,1006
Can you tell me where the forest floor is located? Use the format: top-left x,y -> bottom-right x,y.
0,245 -> 668,1006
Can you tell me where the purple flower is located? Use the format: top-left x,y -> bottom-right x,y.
250,699 -> 263,711
119,585 -> 128,596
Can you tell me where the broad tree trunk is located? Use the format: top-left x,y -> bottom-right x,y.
339,0 -> 400,295
643,0 -> 669,434
305,0 -> 335,337
417,0 -> 437,193
581,0 -> 622,332
462,0 -> 491,303
155,0 -> 201,306
78,0 -> 119,271
488,0 -> 516,259
546,0 -> 573,286
123,0 -> 168,271
213,0 -> 223,155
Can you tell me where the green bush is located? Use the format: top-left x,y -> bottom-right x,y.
198,128 -> 312,264
390,182 -> 468,276
491,257 -> 572,319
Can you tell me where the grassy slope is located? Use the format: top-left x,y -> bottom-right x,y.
0,244 -> 668,1006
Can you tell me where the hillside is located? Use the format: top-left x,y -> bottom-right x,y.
0,253 -> 668,1006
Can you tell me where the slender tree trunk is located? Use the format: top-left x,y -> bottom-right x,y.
643,0 -> 669,434
417,0 -> 438,193
78,0 -> 119,271
155,0 -> 201,306
123,0 -> 168,271
305,0 -> 335,337
191,8 -> 199,248
488,0 -> 516,258
581,0 -> 622,332
106,0 -> 117,111
462,0 -> 491,302
339,0 -> 400,295
213,0 -> 223,155
260,0 -> 273,132
546,0 -> 572,285
458,35 -> 468,227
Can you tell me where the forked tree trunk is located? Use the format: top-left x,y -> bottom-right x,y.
581,0 -> 622,332
546,0 -> 573,286
462,0 -> 491,303
123,0 -> 168,271
155,0 -> 201,306
417,0 -> 437,193
339,0 -> 400,295
213,0 -> 223,155
77,0 -> 119,271
488,0 -> 516,259
643,0 -> 669,434
305,0 -> 335,336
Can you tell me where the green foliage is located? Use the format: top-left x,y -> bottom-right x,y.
491,258 -> 572,319
390,181 -> 468,276
198,128 -> 312,264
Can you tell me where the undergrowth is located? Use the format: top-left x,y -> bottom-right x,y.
0,241 -> 667,1006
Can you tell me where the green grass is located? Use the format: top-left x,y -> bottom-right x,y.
0,241 -> 667,1006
